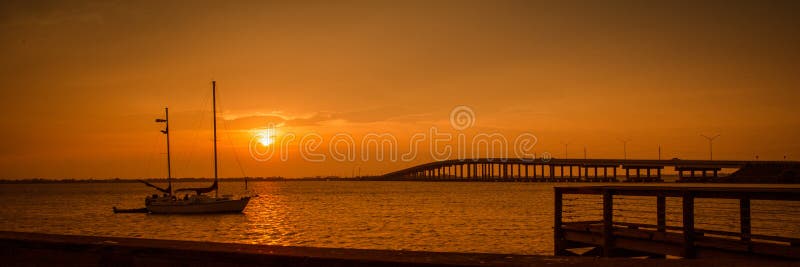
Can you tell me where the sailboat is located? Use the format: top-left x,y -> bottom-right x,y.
144,81 -> 251,214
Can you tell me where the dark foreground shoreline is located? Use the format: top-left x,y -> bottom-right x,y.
0,231 -> 792,266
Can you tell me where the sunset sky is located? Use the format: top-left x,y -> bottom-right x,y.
1,1 -> 798,179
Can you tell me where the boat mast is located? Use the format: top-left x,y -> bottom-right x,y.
165,107 -> 172,195
156,107 -> 172,195
212,81 -> 219,198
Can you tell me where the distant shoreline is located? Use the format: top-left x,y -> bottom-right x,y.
0,175 -> 694,184
0,177 -> 383,184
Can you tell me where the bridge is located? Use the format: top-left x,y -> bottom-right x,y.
381,158 -> 800,183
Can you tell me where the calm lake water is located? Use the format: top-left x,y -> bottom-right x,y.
0,181 -> 798,255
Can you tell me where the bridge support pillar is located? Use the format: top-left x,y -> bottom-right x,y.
612,168 -> 617,181
568,166 -> 573,180
524,164 -> 529,180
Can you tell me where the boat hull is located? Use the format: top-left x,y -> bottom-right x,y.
147,197 -> 250,214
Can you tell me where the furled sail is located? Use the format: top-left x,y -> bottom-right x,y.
175,180 -> 217,195
138,180 -> 171,194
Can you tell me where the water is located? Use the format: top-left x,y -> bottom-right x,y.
0,181 -> 798,255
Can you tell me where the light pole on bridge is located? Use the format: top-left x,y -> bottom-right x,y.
701,134 -> 720,160
618,138 -> 631,160
658,145 -> 662,160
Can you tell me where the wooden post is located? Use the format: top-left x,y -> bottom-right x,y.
554,187 -> 565,255
603,189 -> 614,257
682,192 -> 695,258
741,197 -> 751,241
657,194 -> 666,232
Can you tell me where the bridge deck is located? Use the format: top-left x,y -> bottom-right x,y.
382,158 -> 800,183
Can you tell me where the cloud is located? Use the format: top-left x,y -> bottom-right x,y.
222,106 -> 440,131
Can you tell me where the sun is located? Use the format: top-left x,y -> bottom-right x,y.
255,128 -> 276,146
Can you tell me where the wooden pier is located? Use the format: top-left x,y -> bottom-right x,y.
554,186 -> 800,259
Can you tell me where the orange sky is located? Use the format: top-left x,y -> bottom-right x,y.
1,1 -> 798,179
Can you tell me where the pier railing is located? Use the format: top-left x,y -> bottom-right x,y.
554,186 -> 800,259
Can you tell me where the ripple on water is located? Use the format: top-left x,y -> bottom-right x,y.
2,182 -> 799,255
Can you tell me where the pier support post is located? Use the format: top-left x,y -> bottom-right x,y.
602,189 -> 614,257
657,194 -> 666,232
682,192 -> 695,258
554,187 -> 567,255
741,197 -> 751,241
